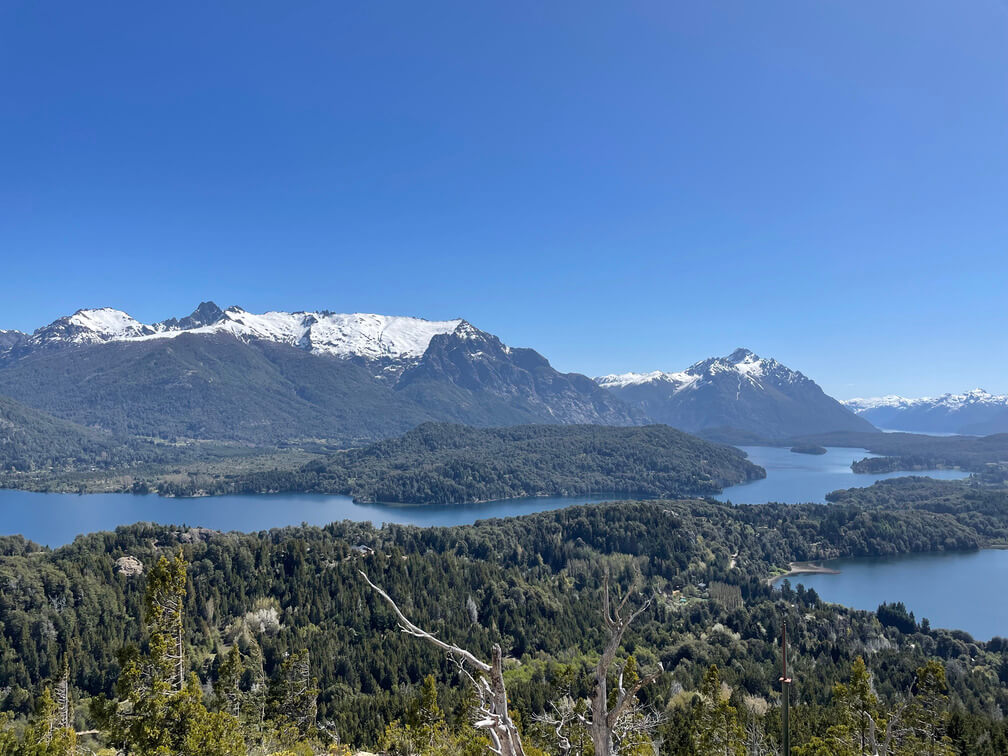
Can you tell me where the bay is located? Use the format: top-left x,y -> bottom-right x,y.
715,445 -> 969,505
792,549 -> 1008,641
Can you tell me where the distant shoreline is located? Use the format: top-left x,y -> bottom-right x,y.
766,561 -> 840,586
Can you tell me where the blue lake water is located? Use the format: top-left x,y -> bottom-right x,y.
715,446 -> 970,505
792,549 -> 1008,641
0,445 -> 971,547
0,490 -> 625,548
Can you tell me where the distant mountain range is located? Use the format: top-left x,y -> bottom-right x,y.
0,304 -> 891,456
844,389 -> 1008,435
0,303 -> 636,447
597,348 -> 876,440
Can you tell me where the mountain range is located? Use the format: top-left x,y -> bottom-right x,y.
0,304 -> 635,448
596,348 -> 875,440
0,303 -> 878,457
844,390 -> 1008,436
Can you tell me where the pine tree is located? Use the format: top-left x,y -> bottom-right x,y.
20,687 -> 77,756
692,665 -> 744,756
269,649 -> 318,741
905,661 -> 956,756
90,551 -> 244,756
214,645 -> 246,721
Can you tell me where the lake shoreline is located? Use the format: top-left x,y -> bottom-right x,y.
766,560 -> 841,586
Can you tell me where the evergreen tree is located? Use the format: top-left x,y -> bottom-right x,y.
17,687 -> 77,756
692,665 -> 744,756
268,649 -> 319,743
905,661 -> 956,756
90,551 -> 244,756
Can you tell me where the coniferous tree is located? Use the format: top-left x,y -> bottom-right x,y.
693,665 -> 744,756
90,551 -> 244,756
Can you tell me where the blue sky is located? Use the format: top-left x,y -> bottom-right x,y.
2,1 -> 1006,398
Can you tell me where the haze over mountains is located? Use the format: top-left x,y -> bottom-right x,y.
845,390 -> 1008,436
3,301 -> 963,455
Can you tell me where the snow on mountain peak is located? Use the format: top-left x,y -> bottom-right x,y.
844,389 -> 1007,412
68,308 -> 153,339
595,370 -> 697,390
597,349 -> 806,392
23,305 -> 465,363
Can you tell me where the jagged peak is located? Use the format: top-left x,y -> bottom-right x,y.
22,305 -> 467,364
726,347 -> 758,363
599,348 -> 808,392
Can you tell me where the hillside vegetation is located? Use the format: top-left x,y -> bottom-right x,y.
2,490 -> 1008,753
151,423 -> 766,502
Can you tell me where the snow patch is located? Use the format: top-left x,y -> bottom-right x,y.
29,305 -> 463,363
844,389 -> 1008,413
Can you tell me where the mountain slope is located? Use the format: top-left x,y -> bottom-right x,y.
844,390 -> 1008,435
0,305 -> 639,445
0,394 -> 139,471
396,322 -> 640,426
0,333 -> 434,445
0,331 -> 23,350
598,348 -> 876,440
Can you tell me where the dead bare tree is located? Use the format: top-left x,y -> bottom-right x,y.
361,571 -> 526,756
588,572 -> 663,756
54,661 -> 71,732
866,694 -> 912,756
534,696 -> 583,756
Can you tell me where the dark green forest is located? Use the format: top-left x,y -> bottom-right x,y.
794,431 -> 1008,476
149,424 -> 766,503
2,485 -> 1008,754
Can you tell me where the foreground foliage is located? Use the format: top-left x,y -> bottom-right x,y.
1,490 -> 1007,753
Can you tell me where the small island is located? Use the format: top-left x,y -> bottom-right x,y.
790,443 -> 828,455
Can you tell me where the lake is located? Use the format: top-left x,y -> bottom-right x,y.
715,445 -> 969,505
0,490 -> 626,548
792,549 -> 1008,641
0,445 -> 971,547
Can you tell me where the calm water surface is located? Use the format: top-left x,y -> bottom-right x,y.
793,550 -> 1008,641
715,446 -> 969,505
0,445 -> 971,547
0,489 -> 625,548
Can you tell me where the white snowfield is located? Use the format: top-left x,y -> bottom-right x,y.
596,348 -> 804,391
596,370 -> 698,390
844,389 -> 1008,412
30,307 -> 466,362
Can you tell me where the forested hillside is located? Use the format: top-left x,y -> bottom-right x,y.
2,492 -> 1008,754
0,335 -> 435,446
148,423 -> 766,502
0,394 -> 184,473
792,430 -> 1008,478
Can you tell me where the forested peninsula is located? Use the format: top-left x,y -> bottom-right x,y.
133,424 -> 767,503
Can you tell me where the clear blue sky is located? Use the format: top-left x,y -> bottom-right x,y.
2,1 -> 1006,398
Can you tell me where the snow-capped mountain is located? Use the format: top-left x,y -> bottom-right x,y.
844,389 -> 1008,435
0,303 -> 638,444
13,302 -> 465,376
598,348 -> 876,440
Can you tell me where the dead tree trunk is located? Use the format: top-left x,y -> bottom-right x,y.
589,573 -> 662,756
54,662 -> 71,731
361,571 -> 526,756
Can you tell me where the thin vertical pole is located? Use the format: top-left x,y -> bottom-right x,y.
780,619 -> 791,756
